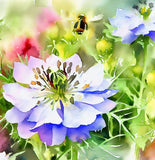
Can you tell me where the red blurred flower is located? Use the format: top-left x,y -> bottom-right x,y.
5,37 -> 40,62
36,7 -> 60,32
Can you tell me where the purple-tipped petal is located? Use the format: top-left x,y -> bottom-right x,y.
86,115 -> 106,130
67,115 -> 105,142
13,62 -> 34,84
113,27 -> 138,44
31,124 -> 67,146
17,119 -> 36,138
148,31 -> 155,42
52,125 -> 67,145
5,107 -> 30,123
67,128 -> 90,143
92,99 -> 117,113
33,124 -> 53,145
3,83 -> 38,112
131,24 -> 149,35
80,89 -> 118,98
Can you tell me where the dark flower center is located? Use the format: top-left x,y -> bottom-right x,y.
30,60 -> 82,108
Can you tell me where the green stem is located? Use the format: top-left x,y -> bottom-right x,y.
139,37 -> 149,102
71,145 -> 78,160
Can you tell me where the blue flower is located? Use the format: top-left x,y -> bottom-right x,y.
109,1 -> 155,43
3,54 -> 117,146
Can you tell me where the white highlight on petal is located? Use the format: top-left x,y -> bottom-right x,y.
3,83 -> 38,112
28,56 -> 46,69
76,63 -> 104,91
63,103 -> 100,128
46,54 -> 62,71
32,103 -> 62,128
13,62 -> 34,84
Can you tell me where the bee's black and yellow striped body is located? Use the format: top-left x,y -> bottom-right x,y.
73,14 -> 88,35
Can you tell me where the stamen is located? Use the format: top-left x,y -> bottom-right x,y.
149,3 -> 154,8
74,80 -> 79,86
41,88 -> 46,91
76,65 -> 79,72
82,84 -> 90,89
42,74 -> 47,81
69,62 -> 73,67
68,74 -> 76,83
31,81 -> 37,85
57,60 -> 61,68
32,68 -> 38,75
47,68 -> 51,74
133,5 -> 139,10
63,62 -> 67,70
36,67 -> 41,74
41,65 -> 44,70
67,66 -> 71,73
39,75 -> 50,88
36,81 -> 42,86
70,97 -> 74,104
141,7 -> 146,14
35,74 -> 39,79
37,101 -> 40,104
63,62 -> 67,76
78,67 -> 83,74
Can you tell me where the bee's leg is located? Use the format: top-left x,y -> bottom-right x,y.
74,22 -> 78,29
85,23 -> 88,30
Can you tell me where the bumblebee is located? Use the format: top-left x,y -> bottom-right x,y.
73,14 -> 88,35
73,14 -> 103,35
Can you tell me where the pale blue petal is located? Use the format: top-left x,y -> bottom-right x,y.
31,124 -> 67,146
76,63 -> 104,91
32,103 -> 62,128
63,103 -> 100,128
67,115 -> 105,142
5,107 -> 30,123
92,99 -> 117,113
17,119 -> 36,138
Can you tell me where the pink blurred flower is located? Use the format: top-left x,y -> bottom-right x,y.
6,37 -> 40,62
0,126 -> 10,153
37,7 -> 60,32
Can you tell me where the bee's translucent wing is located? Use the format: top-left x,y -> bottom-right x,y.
59,9 -> 76,21
89,14 -> 104,22
67,17 -> 76,21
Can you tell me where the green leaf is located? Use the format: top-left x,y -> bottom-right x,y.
130,110 -> 154,150
9,151 -> 25,160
